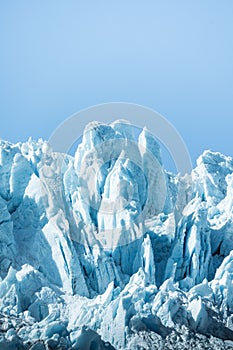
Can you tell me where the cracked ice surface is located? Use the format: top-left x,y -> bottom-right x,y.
0,121 -> 233,349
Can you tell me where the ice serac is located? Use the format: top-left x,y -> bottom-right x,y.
1,121 -> 233,349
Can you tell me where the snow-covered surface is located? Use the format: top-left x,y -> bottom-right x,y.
1,120 -> 233,349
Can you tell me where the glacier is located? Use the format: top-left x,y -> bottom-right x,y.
0,120 -> 233,349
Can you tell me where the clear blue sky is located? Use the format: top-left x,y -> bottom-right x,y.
0,1 -> 233,169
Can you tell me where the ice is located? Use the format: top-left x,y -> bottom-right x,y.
1,121 -> 233,348
188,298 -> 208,331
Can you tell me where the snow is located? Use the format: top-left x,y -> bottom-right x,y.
0,121 -> 233,348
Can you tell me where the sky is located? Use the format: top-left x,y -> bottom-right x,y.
0,1 -> 233,171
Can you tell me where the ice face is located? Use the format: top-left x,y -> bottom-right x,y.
0,121 -> 233,349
